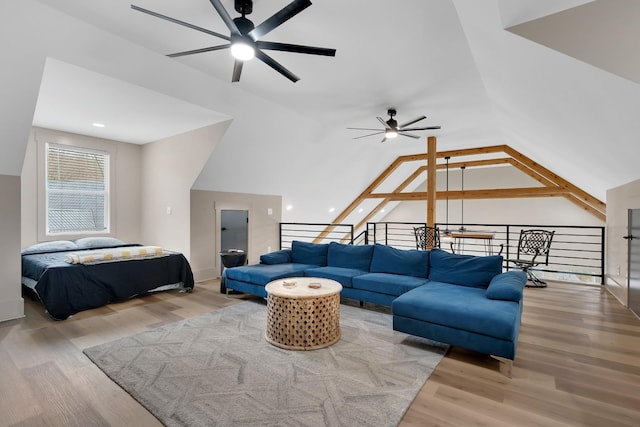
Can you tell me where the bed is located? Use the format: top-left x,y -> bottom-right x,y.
21,237 -> 195,320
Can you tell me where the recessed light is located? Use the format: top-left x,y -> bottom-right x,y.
286,205 -> 293,211
92,123 -> 105,128
329,207 -> 335,213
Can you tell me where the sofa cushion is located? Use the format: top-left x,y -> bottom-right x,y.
327,242 -> 374,271
486,271 -> 527,301
392,282 -> 520,341
352,273 -> 429,297
304,266 -> 367,288
225,263 -> 312,286
429,248 -> 503,288
260,250 -> 292,265
291,241 -> 328,266
370,244 -> 429,278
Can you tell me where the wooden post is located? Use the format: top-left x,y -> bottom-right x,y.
427,136 -> 437,228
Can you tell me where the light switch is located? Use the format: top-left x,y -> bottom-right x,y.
267,208 -> 273,216
166,206 -> 172,215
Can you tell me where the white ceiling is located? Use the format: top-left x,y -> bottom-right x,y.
506,0 -> 640,85
33,58 -> 230,143
3,0 -> 640,222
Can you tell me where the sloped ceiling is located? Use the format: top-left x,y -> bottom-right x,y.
33,58 -> 230,144
506,0 -> 640,85
2,0 -> 639,223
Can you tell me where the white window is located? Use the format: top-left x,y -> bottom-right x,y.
45,143 -> 110,235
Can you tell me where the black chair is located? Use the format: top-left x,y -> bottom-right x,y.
219,250 -> 247,293
414,226 -> 441,250
506,229 -> 555,288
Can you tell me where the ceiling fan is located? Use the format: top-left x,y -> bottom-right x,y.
131,0 -> 336,83
348,109 -> 441,143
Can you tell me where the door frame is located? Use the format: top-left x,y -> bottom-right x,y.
627,208 -> 640,317
214,201 -> 252,275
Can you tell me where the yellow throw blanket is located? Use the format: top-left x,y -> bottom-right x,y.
65,246 -> 167,265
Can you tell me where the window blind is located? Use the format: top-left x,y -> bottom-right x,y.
46,143 -> 109,234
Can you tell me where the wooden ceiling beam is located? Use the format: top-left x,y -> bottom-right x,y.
502,145 -> 606,212
316,143 -> 606,243
427,136 -> 437,228
368,187 -> 570,201
562,194 -> 606,222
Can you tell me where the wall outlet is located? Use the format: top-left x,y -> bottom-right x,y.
267,246 -> 272,252
267,208 -> 273,216
166,206 -> 172,215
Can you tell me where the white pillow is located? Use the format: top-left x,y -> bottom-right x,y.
74,237 -> 126,249
22,240 -> 78,255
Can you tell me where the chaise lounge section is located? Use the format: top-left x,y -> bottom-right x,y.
224,240 -> 527,375
392,249 -> 526,376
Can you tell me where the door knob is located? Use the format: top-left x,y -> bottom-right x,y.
623,235 -> 634,240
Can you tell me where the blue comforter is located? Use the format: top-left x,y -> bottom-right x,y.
22,245 -> 194,320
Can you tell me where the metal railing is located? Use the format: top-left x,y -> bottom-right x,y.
366,222 -> 605,284
278,221 -> 605,284
279,223 -> 354,249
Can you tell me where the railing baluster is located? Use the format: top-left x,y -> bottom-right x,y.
277,221 -> 605,285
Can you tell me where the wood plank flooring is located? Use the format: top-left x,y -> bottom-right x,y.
1,280 -> 639,426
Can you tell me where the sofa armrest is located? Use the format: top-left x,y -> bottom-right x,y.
260,249 -> 292,265
485,271 -> 527,301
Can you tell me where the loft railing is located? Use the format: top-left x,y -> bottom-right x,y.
279,223 -> 354,249
279,221 -> 605,285
366,222 -> 605,284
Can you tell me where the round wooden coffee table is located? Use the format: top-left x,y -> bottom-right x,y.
265,277 -> 342,350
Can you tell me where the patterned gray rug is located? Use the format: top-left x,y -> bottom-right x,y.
84,300 -> 448,427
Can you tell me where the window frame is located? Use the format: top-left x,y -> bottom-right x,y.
37,130 -> 117,240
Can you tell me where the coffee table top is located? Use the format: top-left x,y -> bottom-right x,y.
265,277 -> 342,298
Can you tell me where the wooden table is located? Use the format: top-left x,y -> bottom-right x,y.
449,232 -> 496,255
265,277 -> 342,350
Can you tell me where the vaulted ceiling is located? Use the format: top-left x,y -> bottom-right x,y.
2,0 -> 639,223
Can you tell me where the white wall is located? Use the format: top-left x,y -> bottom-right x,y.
190,190 -> 282,282
605,178 -> 640,306
21,127 -> 143,248
140,123 -> 230,258
0,174 -> 23,321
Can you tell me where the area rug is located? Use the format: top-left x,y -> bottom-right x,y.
84,300 -> 448,427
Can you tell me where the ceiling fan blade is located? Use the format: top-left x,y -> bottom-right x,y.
347,127 -> 383,131
352,131 -> 384,140
400,126 -> 442,131
167,44 -> 230,58
255,50 -> 300,82
208,0 -> 241,35
381,137 -> 387,143
249,0 -> 312,40
232,60 -> 243,82
377,117 -> 391,129
256,41 -> 335,56
399,132 -> 420,139
399,115 -> 426,128
131,5 -> 230,41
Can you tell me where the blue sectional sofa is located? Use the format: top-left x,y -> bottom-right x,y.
224,240 -> 527,375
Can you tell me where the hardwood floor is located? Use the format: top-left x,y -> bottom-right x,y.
1,280 -> 639,426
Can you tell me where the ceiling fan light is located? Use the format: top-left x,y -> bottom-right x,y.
385,129 -> 398,139
230,39 -> 255,61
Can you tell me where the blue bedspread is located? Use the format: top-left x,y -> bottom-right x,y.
22,246 -> 195,320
